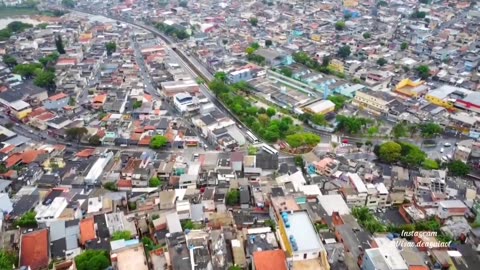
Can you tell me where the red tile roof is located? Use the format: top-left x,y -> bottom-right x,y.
138,136 -> 151,146
253,250 -> 287,270
76,148 -> 95,158
80,217 -> 96,245
0,145 -> 15,154
48,92 -> 68,101
29,107 -> 47,118
20,229 -> 49,270
5,153 -> 22,168
93,94 -> 107,104
117,179 -> 132,188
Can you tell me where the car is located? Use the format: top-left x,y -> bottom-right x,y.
447,154 -> 452,159
444,143 -> 452,147
29,130 -> 34,134
440,148 -> 444,153
442,156 -> 448,161
342,139 -> 349,144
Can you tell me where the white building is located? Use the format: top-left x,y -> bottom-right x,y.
173,92 -> 199,113
35,197 -> 69,223
84,151 -> 114,184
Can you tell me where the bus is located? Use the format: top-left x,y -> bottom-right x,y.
262,143 -> 278,155
246,130 -> 259,144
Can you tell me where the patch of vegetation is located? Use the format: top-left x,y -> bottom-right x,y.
74,250 -> 110,270
15,211 -> 37,228
103,182 -> 118,191
155,22 -> 190,40
111,230 -> 132,241
226,189 -> 240,206
149,176 -> 162,187
149,135 -> 168,149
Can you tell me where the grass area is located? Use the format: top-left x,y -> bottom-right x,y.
0,7 -> 40,19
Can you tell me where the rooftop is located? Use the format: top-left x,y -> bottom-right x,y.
20,229 -> 49,270
253,249 -> 287,270
283,211 -> 324,253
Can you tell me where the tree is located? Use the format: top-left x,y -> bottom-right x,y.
112,230 -> 132,241
336,115 -> 370,134
286,133 -> 320,149
338,45 -> 351,59
181,220 -> 195,230
88,135 -> 102,146
75,250 -> 110,270
420,122 -> 442,138
33,71 -> 56,89
65,127 -> 88,143
39,52 -> 59,68
363,32 -> 371,39
105,41 -> 116,56
2,54 -> 17,67
356,142 -> 364,149
103,182 -> 117,191
250,42 -> 260,50
401,42 -> 409,51
423,159 -> 439,170
280,67 -> 293,77
132,100 -> 142,109
248,146 -> 257,155
311,113 -> 327,126
266,107 -> 276,117
249,17 -> 258,26
335,21 -> 346,31
402,145 -> 427,167
62,0 -> 76,8
7,21 -> 32,33
328,95 -> 347,110
15,211 -> 37,228
377,58 -> 387,66
142,237 -> 156,251
214,72 -> 228,82
447,160 -> 470,176
416,65 -> 430,80
150,135 -> 168,149
13,63 -> 43,78
411,11 -> 427,19
294,156 -> 304,167
392,122 -> 408,138
0,249 -> 17,269
265,40 -> 272,47
55,34 -> 66,54
149,176 -> 162,187
226,189 -> 240,205
378,141 -> 402,163
321,56 -> 331,67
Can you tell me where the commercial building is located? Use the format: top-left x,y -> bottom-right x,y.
426,85 -> 480,113
173,92 -> 199,113
161,80 -> 199,96
353,88 -> 396,114
302,99 -> 335,114
395,78 -> 428,98
84,151 -> 114,184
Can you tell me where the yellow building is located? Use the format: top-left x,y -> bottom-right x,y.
395,78 -> 428,98
311,34 -> 321,42
328,59 -> 345,74
343,0 -> 359,8
13,106 -> 32,120
424,85 -> 462,110
353,88 -> 396,114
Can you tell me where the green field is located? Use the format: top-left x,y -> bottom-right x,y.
0,7 -> 40,19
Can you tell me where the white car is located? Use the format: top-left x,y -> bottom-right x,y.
440,148 -> 444,153
447,154 -> 452,160
444,143 -> 452,147
442,156 -> 448,161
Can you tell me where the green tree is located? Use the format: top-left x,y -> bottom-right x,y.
447,160 -> 470,176
411,11 -> 427,19
149,176 -> 162,187
68,97 -> 76,106
88,135 -> 102,146
378,141 -> 402,163
103,182 -> 117,191
336,115 -> 370,134
294,156 -> 304,167
65,127 -> 88,143
214,71 -> 228,82
377,57 -> 387,66
142,237 -> 155,251
105,41 -> 117,56
34,71 -> 56,89
150,135 -> 168,149
328,95 -> 347,110
2,54 -> 17,67
62,0 -> 76,8
112,230 -> 132,240
37,23 -> 48,29
0,249 -> 17,269
363,32 -> 371,39
248,146 -> 257,155
401,42 -> 409,51
226,189 -> 240,205
15,211 -> 37,228
266,107 -> 276,117
250,42 -> 260,50
420,122 -> 442,138
280,67 -> 293,77
249,17 -> 258,26
13,63 -> 43,78
338,45 -> 351,59
132,100 -> 142,109
55,34 -> 66,54
423,159 -> 439,170
392,122 -> 408,138
416,65 -> 430,80
311,113 -> 327,126
321,56 -> 331,67
7,21 -> 32,33
181,220 -> 194,230
402,146 -> 427,167
335,21 -> 346,30
75,250 -> 110,270
39,52 -> 59,67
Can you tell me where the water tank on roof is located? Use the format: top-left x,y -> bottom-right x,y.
386,233 -> 394,240
285,221 -> 290,228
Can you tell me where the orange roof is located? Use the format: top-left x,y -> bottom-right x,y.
117,179 -> 132,188
253,250 -> 287,270
1,170 -> 16,178
0,145 -> 15,154
22,150 -> 46,164
138,136 -> 151,146
54,144 -> 66,152
5,153 -> 22,168
80,217 -> 96,245
76,148 -> 95,158
20,229 -> 49,270
36,112 -> 56,121
130,133 -> 142,141
144,94 -> 153,102
56,58 -> 76,66
48,92 -> 68,101
93,94 -> 107,104
29,107 -> 47,118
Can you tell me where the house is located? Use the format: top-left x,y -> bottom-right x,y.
302,99 -> 336,115
20,229 -> 50,270
252,249 -> 287,270
112,243 -> 149,270
437,200 -> 468,219
254,48 -> 291,67
395,78 -> 428,98
353,88 -> 396,115
44,92 -> 70,110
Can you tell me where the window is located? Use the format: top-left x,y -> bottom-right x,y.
303,253 -> 307,259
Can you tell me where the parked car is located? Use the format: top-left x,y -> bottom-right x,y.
444,143 -> 452,147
